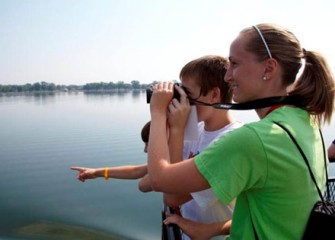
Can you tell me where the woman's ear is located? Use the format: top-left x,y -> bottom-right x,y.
264,58 -> 279,79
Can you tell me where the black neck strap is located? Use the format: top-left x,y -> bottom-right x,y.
189,95 -> 300,110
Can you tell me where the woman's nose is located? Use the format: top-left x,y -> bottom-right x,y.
224,69 -> 232,83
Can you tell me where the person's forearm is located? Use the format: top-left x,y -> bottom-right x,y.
207,220 -> 231,237
97,165 -> 147,180
148,112 -> 170,191
170,217 -> 231,239
168,127 -> 184,164
148,112 -> 209,193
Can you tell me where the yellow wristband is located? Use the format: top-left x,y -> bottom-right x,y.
104,167 -> 109,180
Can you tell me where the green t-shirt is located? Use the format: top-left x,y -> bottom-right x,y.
195,107 -> 326,239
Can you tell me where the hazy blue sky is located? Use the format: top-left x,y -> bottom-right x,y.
0,0 -> 334,85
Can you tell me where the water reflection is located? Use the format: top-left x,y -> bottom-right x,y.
83,90 -> 147,104
0,92 -> 57,105
132,90 -> 142,99
0,91 -> 156,240
32,92 -> 56,105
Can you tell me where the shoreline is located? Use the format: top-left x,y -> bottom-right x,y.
8,221 -> 124,240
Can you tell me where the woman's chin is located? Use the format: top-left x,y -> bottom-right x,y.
232,95 -> 242,103
233,93 -> 252,104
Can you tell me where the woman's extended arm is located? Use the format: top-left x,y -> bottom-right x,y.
148,82 -> 209,194
164,86 -> 194,205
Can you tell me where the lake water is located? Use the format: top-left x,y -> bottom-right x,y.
0,91 -> 334,240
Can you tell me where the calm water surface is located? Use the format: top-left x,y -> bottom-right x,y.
0,91 -> 334,240
0,91 -> 160,240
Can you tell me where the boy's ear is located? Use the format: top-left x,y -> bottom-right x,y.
211,87 -> 221,102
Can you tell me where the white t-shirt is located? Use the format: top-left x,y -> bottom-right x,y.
181,121 -> 243,240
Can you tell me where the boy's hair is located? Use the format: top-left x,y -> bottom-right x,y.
141,121 -> 151,143
179,55 -> 232,103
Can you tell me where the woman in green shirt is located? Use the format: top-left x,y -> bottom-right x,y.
147,23 -> 334,239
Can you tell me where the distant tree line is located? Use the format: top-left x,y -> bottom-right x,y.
0,81 -> 71,93
0,80 -> 151,93
82,80 -> 149,91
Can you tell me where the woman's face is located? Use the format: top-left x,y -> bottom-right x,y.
224,34 -> 267,103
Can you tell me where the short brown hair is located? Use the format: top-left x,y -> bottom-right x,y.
179,55 -> 232,103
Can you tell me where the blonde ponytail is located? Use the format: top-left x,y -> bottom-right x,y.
289,50 -> 335,125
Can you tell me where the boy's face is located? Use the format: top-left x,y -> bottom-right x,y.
181,76 -> 213,122
180,76 -> 202,101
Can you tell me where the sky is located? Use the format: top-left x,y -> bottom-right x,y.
0,0 -> 334,85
